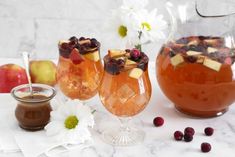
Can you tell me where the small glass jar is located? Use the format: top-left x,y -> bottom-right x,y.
11,84 -> 56,131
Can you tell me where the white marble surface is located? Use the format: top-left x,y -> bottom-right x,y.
0,58 -> 235,157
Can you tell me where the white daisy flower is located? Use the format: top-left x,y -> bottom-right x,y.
134,9 -> 168,44
45,99 -> 94,144
106,8 -> 140,49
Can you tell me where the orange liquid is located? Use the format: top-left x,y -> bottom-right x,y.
57,54 -> 103,100
156,50 -> 235,117
99,58 -> 151,117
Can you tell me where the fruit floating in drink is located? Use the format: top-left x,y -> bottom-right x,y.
156,36 -> 235,117
99,48 -> 152,146
57,36 -> 103,100
99,48 -> 152,116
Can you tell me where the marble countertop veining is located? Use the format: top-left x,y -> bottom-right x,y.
0,59 -> 235,157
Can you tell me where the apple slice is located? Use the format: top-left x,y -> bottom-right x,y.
187,40 -> 199,46
203,58 -> 222,71
108,49 -> 126,58
58,40 -> 69,45
83,51 -> 100,62
125,59 -> 137,65
207,47 -> 218,54
69,48 -> 84,65
78,39 -> 91,45
129,68 -> 143,79
196,55 -> 206,63
186,50 -> 202,56
170,54 -> 184,66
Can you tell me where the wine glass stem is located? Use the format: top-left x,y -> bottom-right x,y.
119,117 -> 132,132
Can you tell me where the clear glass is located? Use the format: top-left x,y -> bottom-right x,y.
99,52 -> 151,146
156,0 -> 235,117
57,37 -> 103,102
11,84 -> 56,131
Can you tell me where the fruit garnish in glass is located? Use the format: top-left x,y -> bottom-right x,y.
99,48 -> 152,146
57,36 -> 103,101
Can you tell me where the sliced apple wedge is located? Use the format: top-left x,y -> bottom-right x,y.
58,40 -> 69,45
170,54 -> 184,66
83,51 -> 100,62
108,49 -> 126,58
196,55 -> 205,63
126,59 -> 137,65
79,39 -> 91,45
129,68 -> 143,79
207,47 -> 218,54
203,58 -> 222,71
186,50 -> 202,56
187,40 -> 199,46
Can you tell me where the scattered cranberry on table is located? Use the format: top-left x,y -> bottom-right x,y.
184,127 -> 195,136
201,142 -> 212,153
174,131 -> 184,141
153,117 -> 164,127
204,127 -> 214,136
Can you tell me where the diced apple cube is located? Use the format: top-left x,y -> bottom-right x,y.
186,51 -> 202,56
83,51 -> 100,62
203,58 -> 222,71
108,49 -> 126,58
196,55 -> 205,63
125,59 -> 137,65
129,68 -> 143,79
207,47 -> 218,53
170,54 -> 184,66
58,40 -> 69,45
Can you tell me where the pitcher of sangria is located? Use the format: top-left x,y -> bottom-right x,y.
57,36 -> 103,101
156,0 -> 235,117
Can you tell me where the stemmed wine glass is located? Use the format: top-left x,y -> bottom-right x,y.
56,36 -> 103,104
99,48 -> 152,146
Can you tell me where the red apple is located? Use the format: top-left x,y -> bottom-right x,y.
0,64 -> 28,93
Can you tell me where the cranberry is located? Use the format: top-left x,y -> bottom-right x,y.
184,127 -> 195,136
169,51 -> 175,57
174,131 -> 183,141
186,56 -> 197,63
153,117 -> 164,127
184,132 -> 193,142
201,142 -> 211,153
204,127 -> 214,136
69,36 -> 78,43
79,37 -> 86,41
130,48 -> 141,60
117,59 -> 125,66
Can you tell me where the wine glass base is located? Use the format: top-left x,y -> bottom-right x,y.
102,127 -> 145,146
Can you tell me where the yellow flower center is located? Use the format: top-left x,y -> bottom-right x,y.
141,22 -> 151,31
118,25 -> 127,38
64,115 -> 79,129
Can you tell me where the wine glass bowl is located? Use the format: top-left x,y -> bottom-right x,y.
57,36 -> 103,100
99,49 -> 151,146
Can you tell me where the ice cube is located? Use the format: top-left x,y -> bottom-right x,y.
116,84 -> 135,104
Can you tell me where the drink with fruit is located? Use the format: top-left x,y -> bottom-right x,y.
57,36 -> 103,100
99,48 -> 151,146
156,36 -> 235,117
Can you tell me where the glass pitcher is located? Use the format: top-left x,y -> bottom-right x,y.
156,0 -> 235,117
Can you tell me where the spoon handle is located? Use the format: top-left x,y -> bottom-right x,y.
22,52 -> 33,95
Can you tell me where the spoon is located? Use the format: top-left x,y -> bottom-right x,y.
22,51 -> 33,96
